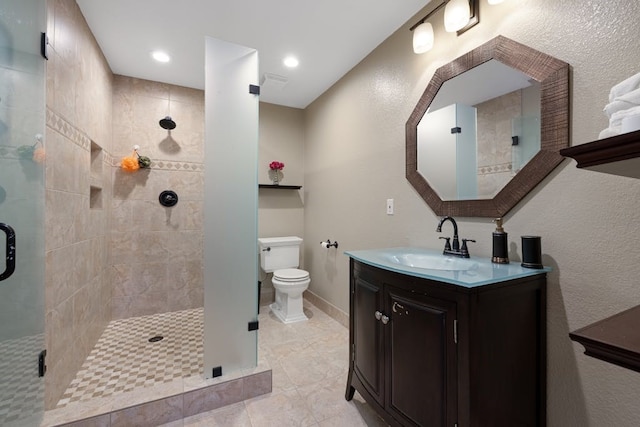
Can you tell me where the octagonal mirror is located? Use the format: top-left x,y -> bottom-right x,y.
406,35 -> 570,217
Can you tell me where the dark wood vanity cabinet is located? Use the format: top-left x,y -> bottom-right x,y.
345,259 -> 547,427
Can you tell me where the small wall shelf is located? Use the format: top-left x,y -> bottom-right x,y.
89,185 -> 103,209
569,305 -> 640,373
258,184 -> 302,189
89,141 -> 103,209
560,129 -> 640,178
90,141 -> 103,180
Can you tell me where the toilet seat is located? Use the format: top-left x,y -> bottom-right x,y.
273,268 -> 309,282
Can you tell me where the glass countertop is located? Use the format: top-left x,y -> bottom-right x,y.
345,247 -> 551,288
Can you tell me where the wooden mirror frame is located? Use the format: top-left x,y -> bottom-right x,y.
406,35 -> 570,218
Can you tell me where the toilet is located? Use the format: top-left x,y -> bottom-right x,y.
258,236 -> 310,324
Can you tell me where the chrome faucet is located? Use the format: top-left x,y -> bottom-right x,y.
436,216 -> 474,258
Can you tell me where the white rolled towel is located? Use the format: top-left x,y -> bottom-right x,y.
603,87 -> 640,117
598,126 -> 621,139
609,72 -> 640,102
609,105 -> 640,128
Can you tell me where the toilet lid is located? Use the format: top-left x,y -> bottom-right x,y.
274,268 -> 309,282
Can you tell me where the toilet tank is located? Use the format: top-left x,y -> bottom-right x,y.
258,236 -> 303,272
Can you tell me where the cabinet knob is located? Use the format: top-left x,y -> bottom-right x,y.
381,315 -> 390,325
375,311 -> 382,321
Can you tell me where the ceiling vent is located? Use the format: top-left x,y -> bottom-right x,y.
260,73 -> 289,91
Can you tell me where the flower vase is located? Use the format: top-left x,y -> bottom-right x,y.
270,169 -> 282,185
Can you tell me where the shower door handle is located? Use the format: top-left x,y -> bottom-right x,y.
0,223 -> 16,281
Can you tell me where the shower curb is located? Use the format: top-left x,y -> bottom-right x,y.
42,369 -> 272,427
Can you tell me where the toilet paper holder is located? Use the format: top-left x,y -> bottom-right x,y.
320,239 -> 339,249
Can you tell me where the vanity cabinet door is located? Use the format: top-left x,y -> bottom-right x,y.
352,273 -> 385,406
384,287 -> 457,427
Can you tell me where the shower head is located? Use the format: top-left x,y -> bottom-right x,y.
159,116 -> 176,130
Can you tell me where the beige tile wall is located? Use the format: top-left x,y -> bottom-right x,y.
110,76 -> 204,319
475,90 -> 521,198
45,0 -> 113,409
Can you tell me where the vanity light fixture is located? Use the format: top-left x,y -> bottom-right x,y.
444,0 -> 472,32
413,21 -> 435,54
410,0 -> 479,54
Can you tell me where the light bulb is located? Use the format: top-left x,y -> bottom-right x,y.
283,56 -> 299,68
488,0 -> 505,4
444,0 -> 471,32
151,51 -> 170,63
413,22 -> 434,54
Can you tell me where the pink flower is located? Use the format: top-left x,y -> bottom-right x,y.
269,161 -> 285,170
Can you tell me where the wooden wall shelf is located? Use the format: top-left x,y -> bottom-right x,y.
258,184 -> 302,189
560,129 -> 640,178
569,305 -> 640,373
563,131 -> 640,372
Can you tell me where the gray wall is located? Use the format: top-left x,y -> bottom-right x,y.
258,102 -> 305,298
303,0 -> 640,425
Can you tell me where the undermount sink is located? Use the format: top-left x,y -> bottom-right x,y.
384,252 -> 478,271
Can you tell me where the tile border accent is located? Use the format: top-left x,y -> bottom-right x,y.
110,158 -> 205,172
109,156 -> 204,172
478,161 -> 513,175
103,151 -> 115,168
46,108 -> 91,151
45,108 -> 117,167
46,109 -> 204,173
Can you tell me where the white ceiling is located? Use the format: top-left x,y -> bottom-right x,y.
76,0 -> 430,109
429,60 -> 535,112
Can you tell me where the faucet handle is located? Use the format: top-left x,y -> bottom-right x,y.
461,239 -> 475,257
439,236 -> 451,251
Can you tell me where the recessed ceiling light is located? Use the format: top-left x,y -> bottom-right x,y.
283,56 -> 299,68
152,50 -> 171,63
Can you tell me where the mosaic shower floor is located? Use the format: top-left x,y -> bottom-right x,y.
56,308 -> 203,408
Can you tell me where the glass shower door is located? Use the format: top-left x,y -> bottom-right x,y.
0,0 -> 46,425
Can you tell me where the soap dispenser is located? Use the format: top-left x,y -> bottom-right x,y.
492,218 -> 509,264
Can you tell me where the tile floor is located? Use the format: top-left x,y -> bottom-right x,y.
161,301 -> 388,427
49,300 -> 388,426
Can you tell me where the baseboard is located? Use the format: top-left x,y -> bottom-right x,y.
303,290 -> 349,328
